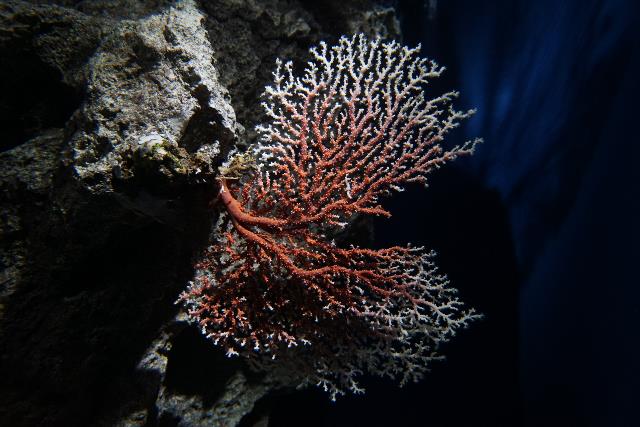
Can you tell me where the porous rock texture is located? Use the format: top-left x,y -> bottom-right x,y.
0,1 -> 399,425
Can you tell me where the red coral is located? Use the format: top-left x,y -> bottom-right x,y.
180,34 -> 481,398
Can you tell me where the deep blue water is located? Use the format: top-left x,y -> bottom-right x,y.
400,0 -> 640,424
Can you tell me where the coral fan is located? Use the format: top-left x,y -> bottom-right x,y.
180,34 -> 481,398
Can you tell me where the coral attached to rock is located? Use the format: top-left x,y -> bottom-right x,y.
181,34 -> 481,399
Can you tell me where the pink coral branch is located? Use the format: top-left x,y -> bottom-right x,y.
180,34 -> 481,399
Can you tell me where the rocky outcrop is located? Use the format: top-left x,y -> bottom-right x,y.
0,1 -> 399,425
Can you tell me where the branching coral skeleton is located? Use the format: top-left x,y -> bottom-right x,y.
180,34 -> 482,399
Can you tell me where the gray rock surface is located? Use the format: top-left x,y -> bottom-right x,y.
0,0 -> 399,425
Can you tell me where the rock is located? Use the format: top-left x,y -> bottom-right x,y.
0,1 -> 399,425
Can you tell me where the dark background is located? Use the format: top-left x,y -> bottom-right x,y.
269,0 -> 640,425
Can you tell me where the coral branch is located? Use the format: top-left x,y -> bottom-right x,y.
180,34 -> 481,399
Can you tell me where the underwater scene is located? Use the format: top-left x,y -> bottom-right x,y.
0,0 -> 637,426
